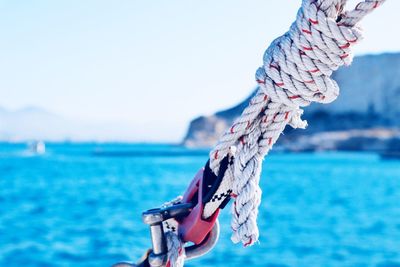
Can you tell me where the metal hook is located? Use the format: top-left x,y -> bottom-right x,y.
185,219 -> 219,260
112,222 -> 219,267
113,167 -> 222,267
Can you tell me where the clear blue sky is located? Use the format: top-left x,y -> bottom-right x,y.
0,0 -> 399,141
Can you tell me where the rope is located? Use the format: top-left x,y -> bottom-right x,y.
165,232 -> 185,267
166,0 -> 386,265
205,0 -> 386,246
162,197 -> 186,267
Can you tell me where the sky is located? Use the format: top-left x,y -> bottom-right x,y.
0,0 -> 399,142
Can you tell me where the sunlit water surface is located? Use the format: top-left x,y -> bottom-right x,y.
1,143 -> 399,267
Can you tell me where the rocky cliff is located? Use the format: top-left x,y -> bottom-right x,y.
183,53 -> 400,151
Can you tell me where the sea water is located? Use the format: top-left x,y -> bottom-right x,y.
0,143 -> 399,267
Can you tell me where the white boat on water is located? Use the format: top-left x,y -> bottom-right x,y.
28,141 -> 46,155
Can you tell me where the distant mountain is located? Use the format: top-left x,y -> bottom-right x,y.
0,106 -> 140,142
183,53 -> 400,151
0,107 -> 67,141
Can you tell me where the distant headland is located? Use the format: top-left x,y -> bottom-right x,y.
183,53 -> 400,152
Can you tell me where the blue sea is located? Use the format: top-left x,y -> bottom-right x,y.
1,143 -> 400,267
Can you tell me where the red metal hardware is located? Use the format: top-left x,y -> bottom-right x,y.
178,168 -> 220,245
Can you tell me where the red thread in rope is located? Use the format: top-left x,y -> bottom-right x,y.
346,38 -> 357,44
243,238 -> 253,247
340,43 -> 350,49
256,79 -> 266,84
302,46 -> 313,51
246,121 -> 251,129
230,125 -> 235,134
214,150 -> 219,160
268,137 -> 273,145
308,69 -> 319,73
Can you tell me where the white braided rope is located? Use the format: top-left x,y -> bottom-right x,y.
162,197 -> 186,267
203,0 -> 386,247
165,231 -> 185,267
